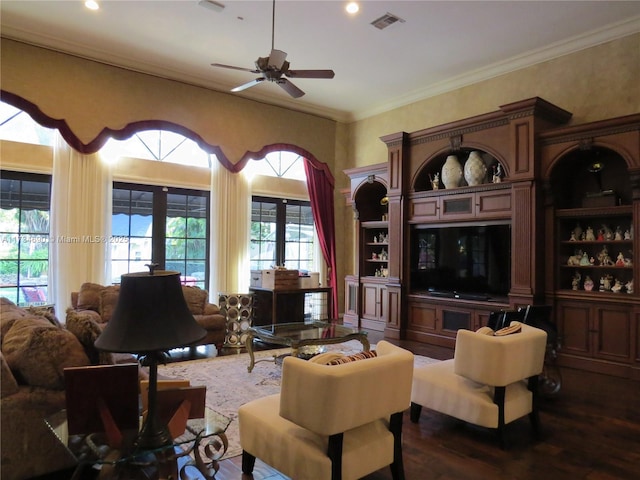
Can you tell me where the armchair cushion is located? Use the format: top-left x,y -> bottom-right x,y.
240,394 -> 394,480
279,341 -> 412,436
412,360 -> 533,428
454,324 -> 547,386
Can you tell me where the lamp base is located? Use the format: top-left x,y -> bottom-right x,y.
135,351 -> 173,451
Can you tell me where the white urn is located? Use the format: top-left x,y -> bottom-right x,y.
463,151 -> 487,186
441,155 -> 463,189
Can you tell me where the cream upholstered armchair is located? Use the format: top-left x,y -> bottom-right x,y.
238,341 -> 414,480
410,323 -> 547,448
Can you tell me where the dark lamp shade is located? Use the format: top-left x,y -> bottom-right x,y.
95,270 -> 207,353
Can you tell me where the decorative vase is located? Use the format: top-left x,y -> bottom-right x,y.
463,151 -> 487,186
441,155 -> 463,189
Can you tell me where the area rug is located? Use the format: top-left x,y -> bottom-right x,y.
158,341 -> 439,459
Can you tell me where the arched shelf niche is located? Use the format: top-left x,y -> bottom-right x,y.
413,147 -> 505,192
353,178 -> 388,222
548,146 -> 631,209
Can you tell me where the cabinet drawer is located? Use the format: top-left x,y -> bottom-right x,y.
476,190 -> 512,218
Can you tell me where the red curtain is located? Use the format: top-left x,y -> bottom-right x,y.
303,159 -> 339,319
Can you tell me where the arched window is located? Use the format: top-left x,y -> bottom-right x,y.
102,130 -> 213,167
0,101 -> 55,146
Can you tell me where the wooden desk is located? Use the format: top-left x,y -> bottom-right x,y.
249,286 -> 332,326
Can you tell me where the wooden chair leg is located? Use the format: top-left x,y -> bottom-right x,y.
409,402 -> 422,423
494,386 -> 506,449
327,433 -> 344,480
528,375 -> 541,439
242,450 -> 256,474
389,411 -> 406,480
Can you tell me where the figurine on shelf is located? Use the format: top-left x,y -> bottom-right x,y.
615,226 -> 623,241
372,252 -> 378,260
579,252 -> 590,265
572,223 -> 583,241
583,275 -> 594,291
626,279 -> 634,294
430,173 -> 440,190
611,279 -> 623,293
601,224 -> 614,241
624,229 -> 632,240
585,226 -> 596,241
379,248 -> 388,261
567,249 -> 583,266
601,274 -> 613,291
492,164 -> 503,183
616,252 -> 626,266
572,271 -> 581,290
597,246 -> 614,266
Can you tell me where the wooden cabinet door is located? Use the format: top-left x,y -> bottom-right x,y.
439,193 -> 474,219
409,197 -> 439,222
593,305 -> 632,362
362,283 -> 380,319
439,306 -> 472,337
475,189 -> 512,218
557,301 -> 591,356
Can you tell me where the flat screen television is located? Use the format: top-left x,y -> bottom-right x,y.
410,223 -> 511,300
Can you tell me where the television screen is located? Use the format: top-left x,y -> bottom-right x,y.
410,223 -> 511,299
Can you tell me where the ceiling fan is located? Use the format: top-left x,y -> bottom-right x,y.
211,0 -> 335,98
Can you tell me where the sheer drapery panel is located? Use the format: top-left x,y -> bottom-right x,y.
50,132 -> 112,315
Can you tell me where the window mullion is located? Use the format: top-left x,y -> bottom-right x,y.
153,187 -> 167,269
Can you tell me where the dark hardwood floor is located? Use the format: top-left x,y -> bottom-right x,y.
39,332 -> 640,479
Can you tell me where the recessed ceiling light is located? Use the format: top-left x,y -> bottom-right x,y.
85,0 -> 99,11
346,2 -> 359,15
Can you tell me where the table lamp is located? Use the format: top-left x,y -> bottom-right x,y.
95,267 -> 206,450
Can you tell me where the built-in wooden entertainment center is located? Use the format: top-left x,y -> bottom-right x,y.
344,97 -> 640,380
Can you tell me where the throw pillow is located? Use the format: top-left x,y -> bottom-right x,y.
77,282 -> 104,312
182,286 -> 207,315
25,305 -> 62,328
327,350 -> 378,365
476,326 -> 495,335
495,321 -> 522,336
99,285 -> 120,323
308,352 -> 345,364
2,317 -> 90,389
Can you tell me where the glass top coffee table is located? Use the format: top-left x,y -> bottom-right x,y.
246,321 -> 369,372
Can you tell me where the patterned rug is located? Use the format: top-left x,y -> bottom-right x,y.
158,341 -> 439,459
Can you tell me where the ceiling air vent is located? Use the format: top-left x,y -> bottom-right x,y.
370,12 -> 406,30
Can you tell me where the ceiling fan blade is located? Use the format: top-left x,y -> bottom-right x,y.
285,69 -> 335,79
231,77 -> 265,92
211,63 -> 259,74
277,78 -> 305,98
268,49 -> 287,70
